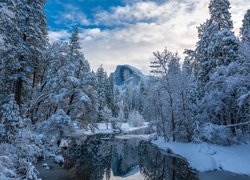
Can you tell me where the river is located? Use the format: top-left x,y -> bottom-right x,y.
36,135 -> 250,180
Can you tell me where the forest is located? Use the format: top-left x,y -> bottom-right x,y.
0,0 -> 249,179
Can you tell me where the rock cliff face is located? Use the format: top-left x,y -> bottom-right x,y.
110,65 -> 147,88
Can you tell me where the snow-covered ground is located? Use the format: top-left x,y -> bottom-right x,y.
71,122 -> 150,137
150,137 -> 250,176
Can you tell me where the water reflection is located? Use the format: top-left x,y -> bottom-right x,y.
64,136 -> 113,180
64,136 -> 198,180
138,141 -> 198,180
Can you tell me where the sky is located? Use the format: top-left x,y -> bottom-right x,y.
46,0 -> 250,74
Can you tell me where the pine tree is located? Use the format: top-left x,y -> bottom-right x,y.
1,95 -> 23,142
105,76 -> 116,117
14,0 -> 48,107
96,65 -> 108,122
197,0 -> 243,136
0,1 -> 20,103
240,10 -> 250,43
208,0 -> 233,31
46,28 -> 98,128
196,0 -> 235,97
195,20 -> 216,95
240,10 -> 250,62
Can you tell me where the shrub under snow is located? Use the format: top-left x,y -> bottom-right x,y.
0,130 -> 44,180
54,155 -> 64,164
128,111 -> 145,127
198,123 -> 234,145
36,109 -> 75,142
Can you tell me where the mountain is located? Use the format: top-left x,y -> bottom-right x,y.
110,65 -> 148,91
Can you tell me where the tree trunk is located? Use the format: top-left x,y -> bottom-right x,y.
230,112 -> 236,136
15,77 -> 23,108
169,96 -> 176,142
67,93 -> 75,115
32,70 -> 36,88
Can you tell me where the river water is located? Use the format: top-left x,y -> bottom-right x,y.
37,136 -> 250,180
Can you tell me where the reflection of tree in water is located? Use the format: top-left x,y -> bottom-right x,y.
65,136 -> 140,180
64,135 -> 112,180
138,141 -> 198,180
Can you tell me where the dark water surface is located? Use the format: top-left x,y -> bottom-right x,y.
37,136 -> 250,180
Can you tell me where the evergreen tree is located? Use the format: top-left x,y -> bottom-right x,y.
208,0 -> 233,31
0,95 -> 23,142
0,1 -> 20,103
197,0 -> 244,137
105,76 -> 116,117
58,28 -> 98,128
96,65 -> 108,122
196,0 -> 234,96
195,20 -> 215,94
240,10 -> 250,43
14,0 -> 48,107
240,10 -> 250,62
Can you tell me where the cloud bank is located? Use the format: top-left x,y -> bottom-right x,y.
48,0 -> 249,74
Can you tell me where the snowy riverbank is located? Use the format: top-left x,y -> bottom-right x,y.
150,137 -> 250,176
71,122 -> 152,137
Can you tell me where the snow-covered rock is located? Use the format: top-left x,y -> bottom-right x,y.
54,155 -> 64,164
42,163 -> 48,167
110,65 -> 149,93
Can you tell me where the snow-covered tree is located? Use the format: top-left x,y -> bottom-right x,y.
138,81 -> 146,116
105,76 -> 116,116
194,0 -> 249,140
240,10 -> 250,63
14,0 -> 48,107
64,28 -> 98,128
150,48 -> 183,141
179,55 -> 199,142
0,1 -> 20,103
240,10 -> 250,43
102,106 -> 112,129
36,109 -> 75,142
96,65 -> 108,122
196,0 -> 234,97
0,95 -> 23,142
208,0 -> 233,31
128,110 -> 145,127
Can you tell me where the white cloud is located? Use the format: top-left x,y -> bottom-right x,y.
48,30 -> 71,42
55,4 -> 90,27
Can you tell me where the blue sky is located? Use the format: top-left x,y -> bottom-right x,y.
45,0 -> 249,74
45,0 -> 125,31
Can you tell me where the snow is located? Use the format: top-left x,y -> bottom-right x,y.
70,122 -> 151,137
42,163 -> 48,167
54,155 -> 64,164
150,137 -> 250,176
